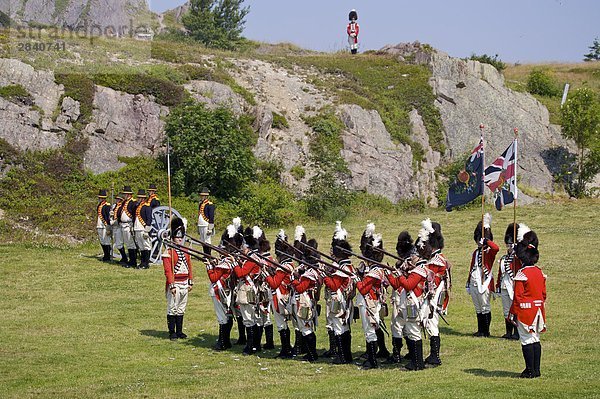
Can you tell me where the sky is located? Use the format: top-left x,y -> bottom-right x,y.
148,0 -> 599,63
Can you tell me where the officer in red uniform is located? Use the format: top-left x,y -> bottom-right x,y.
347,9 -> 360,54
467,213 -> 499,337
162,218 -> 194,340
509,224 -> 546,378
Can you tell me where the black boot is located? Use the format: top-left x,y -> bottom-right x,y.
263,325 -> 275,350
385,337 -> 403,364
362,341 -> 379,369
276,328 -> 293,358
403,336 -> 412,360
118,247 -> 128,264
291,330 -> 305,357
473,313 -> 484,337
375,328 -> 391,359
243,326 -> 255,356
213,323 -> 226,351
304,333 -> 319,362
235,317 -> 246,345
533,342 -> 542,378
483,312 -> 491,337
142,250 -> 151,269
502,319 -> 513,339
511,324 -> 520,340
333,334 -> 347,364
404,339 -> 424,371
167,315 -> 177,341
127,249 -> 136,268
520,343 -> 535,378
342,330 -> 353,363
425,336 -> 441,367
175,315 -> 187,339
322,329 -> 337,357
253,325 -> 263,352
101,245 -> 111,261
223,318 -> 233,349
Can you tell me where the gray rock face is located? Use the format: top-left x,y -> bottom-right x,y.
83,85 -> 169,173
339,104 -> 417,203
184,80 -> 246,116
380,42 -> 574,194
1,0 -> 152,32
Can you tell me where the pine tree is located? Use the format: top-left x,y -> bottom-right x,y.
583,37 -> 600,61
182,0 -> 249,50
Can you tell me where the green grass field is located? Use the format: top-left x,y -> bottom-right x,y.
1,199 -> 600,398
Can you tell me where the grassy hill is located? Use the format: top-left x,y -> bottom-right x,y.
1,199 -> 599,398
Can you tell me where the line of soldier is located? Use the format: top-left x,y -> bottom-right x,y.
96,184 -> 160,269
163,213 -> 546,376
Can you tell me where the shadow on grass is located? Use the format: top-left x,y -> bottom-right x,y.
140,329 -> 171,340
464,368 -> 521,378
439,326 -> 475,337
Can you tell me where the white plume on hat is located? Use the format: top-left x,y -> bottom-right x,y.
365,222 -> 375,238
182,218 -> 188,231
483,213 -> 492,229
418,218 -> 434,244
226,224 -> 237,239
517,224 -> 531,243
295,225 -> 305,241
252,226 -> 263,240
232,217 -> 241,230
334,221 -> 348,241
372,233 -> 382,248
278,229 -> 287,240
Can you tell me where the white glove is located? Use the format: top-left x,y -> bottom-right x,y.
144,225 -> 152,233
207,223 -> 214,235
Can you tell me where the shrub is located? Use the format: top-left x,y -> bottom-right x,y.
0,84 -> 34,105
290,165 -> 306,180
527,69 -> 561,97
256,159 -> 283,183
0,138 -> 20,164
469,53 -> 506,71
304,110 -> 348,174
165,102 -> 256,199
272,112 -> 289,129
236,182 -> 305,227
0,10 -> 11,27
54,73 -> 95,123
177,64 -> 213,81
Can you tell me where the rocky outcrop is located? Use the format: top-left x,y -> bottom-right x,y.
84,86 -> 169,173
184,80 -> 247,116
1,0 -> 153,34
381,42 -> 574,193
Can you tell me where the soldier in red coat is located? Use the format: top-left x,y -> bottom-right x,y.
496,223 -> 521,340
509,224 -> 546,378
162,218 -> 194,340
269,230 -> 294,358
347,9 -> 359,54
467,213 -> 499,337
418,219 -> 450,367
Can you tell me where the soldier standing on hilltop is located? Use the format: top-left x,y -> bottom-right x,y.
347,9 -> 360,55
96,189 -> 112,262
197,187 -> 215,255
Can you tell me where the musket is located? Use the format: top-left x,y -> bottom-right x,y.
367,244 -> 402,261
364,305 -> 390,337
294,240 -> 336,262
334,246 -> 396,272
274,250 -> 324,275
275,249 -> 355,278
276,238 -> 306,258
163,239 -> 220,263
184,234 -> 248,264
220,240 -> 285,273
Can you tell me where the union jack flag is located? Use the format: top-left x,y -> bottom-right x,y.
485,140 -> 518,210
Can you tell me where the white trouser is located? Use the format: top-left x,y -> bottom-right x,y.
211,295 -> 230,325
357,295 -> 378,343
517,321 -> 541,345
296,311 -> 315,336
121,223 -> 135,248
331,306 -> 351,336
239,304 -> 257,327
391,303 -> 421,341
134,230 -> 152,251
97,227 -> 111,246
325,298 -> 334,331
197,226 -> 212,243
424,310 -> 440,337
470,283 -> 491,314
112,224 -> 124,249
256,303 -> 272,327
500,288 -> 513,318
271,296 -> 288,331
166,284 -> 189,316
348,36 -> 358,50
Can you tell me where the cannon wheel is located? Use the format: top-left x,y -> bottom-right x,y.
149,206 -> 183,264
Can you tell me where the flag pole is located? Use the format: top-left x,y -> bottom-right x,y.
167,138 -> 174,274
513,128 -> 519,243
480,124 -> 486,239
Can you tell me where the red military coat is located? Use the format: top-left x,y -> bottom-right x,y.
426,250 -> 450,310
387,265 -> 427,297
207,257 -> 235,301
266,261 -> 292,312
163,248 -> 193,290
467,240 -> 499,291
510,265 -> 547,331
356,265 -> 385,300
234,256 -> 260,283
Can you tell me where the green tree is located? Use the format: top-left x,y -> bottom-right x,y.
182,0 -> 249,50
560,88 -> 600,197
583,37 -> 600,61
165,102 -> 255,199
